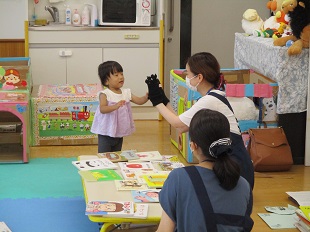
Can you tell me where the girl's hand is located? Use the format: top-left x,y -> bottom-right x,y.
116,100 -> 126,109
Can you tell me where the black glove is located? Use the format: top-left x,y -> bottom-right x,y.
145,74 -> 163,106
159,87 -> 170,106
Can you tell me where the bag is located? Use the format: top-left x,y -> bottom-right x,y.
247,127 -> 293,172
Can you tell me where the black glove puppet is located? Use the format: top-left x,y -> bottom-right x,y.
145,74 -> 170,106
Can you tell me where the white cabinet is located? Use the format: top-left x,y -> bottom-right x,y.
28,28 -> 160,119
29,47 -> 102,85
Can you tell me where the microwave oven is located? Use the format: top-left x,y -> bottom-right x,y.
99,0 -> 152,26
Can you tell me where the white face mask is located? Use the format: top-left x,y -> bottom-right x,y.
186,75 -> 199,91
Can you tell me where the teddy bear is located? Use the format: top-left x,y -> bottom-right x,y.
241,9 -> 264,35
273,0 -> 310,55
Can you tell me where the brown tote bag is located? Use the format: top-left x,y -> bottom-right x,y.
247,127 -> 293,172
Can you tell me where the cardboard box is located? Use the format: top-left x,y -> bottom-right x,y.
0,57 -> 32,92
0,92 -> 30,163
31,84 -> 101,146
170,69 -> 278,164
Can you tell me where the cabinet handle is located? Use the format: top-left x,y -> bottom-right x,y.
59,50 -> 73,57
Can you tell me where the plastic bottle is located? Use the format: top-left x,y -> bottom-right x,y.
85,4 -> 98,27
81,6 -> 90,26
65,5 -> 71,25
72,9 -> 81,25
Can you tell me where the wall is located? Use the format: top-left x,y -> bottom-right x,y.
28,0 -> 99,24
0,0 -> 28,39
28,0 -> 159,26
191,0 -> 271,68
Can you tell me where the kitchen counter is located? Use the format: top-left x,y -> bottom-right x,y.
28,24 -> 159,31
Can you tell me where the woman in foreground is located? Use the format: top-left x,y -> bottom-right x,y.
156,109 -> 253,232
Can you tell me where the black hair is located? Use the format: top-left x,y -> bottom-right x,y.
187,52 -> 225,90
98,61 -> 123,87
189,109 -> 240,190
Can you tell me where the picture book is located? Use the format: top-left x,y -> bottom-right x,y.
128,151 -> 162,162
135,170 -> 170,184
72,158 -> 118,171
85,201 -> 134,217
118,162 -> 155,171
114,180 -> 149,191
152,161 -> 185,171
120,150 -> 140,161
97,152 -> 128,162
78,169 -> 123,182
161,155 -> 181,162
120,168 -> 156,180
286,191 -> 310,206
286,191 -> 310,221
131,189 -> 161,203
130,204 -> 149,219
296,209 -> 310,225
257,213 -> 296,229
141,173 -> 169,188
294,218 -> 310,232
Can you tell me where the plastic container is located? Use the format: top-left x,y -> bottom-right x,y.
85,4 -> 98,27
65,5 -> 71,25
81,6 -> 90,26
72,9 -> 81,25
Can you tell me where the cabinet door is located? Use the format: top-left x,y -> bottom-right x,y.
66,48 -> 102,85
29,48 -> 67,85
103,47 -> 159,106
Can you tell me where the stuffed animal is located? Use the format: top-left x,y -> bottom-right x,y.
241,9 -> 264,35
262,98 -> 278,121
267,0 -> 286,14
227,97 -> 259,121
252,0 -> 290,38
273,0 -> 310,55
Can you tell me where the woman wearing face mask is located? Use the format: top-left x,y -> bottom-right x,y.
145,52 -> 254,189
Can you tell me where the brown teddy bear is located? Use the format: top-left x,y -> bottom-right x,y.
273,0 -> 310,55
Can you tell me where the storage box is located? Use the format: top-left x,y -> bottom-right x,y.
31,84 -> 101,146
170,69 -> 278,163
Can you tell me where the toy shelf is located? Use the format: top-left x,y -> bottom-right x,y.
0,57 -> 31,163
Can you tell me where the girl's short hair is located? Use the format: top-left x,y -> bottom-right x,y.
98,61 -> 123,87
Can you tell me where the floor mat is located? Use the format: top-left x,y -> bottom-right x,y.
0,197 -> 99,232
0,158 -> 83,199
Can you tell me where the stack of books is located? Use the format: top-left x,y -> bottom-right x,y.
286,191 -> 310,231
295,209 -> 310,231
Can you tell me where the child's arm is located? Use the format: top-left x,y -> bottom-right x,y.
131,93 -> 149,105
99,93 -> 125,114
